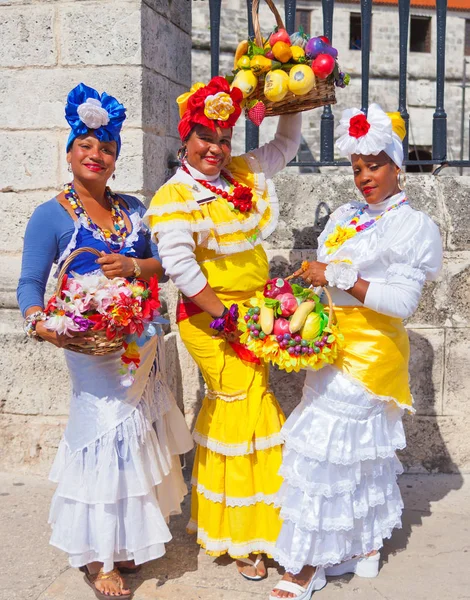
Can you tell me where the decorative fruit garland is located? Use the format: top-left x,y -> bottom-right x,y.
238,277 -> 343,373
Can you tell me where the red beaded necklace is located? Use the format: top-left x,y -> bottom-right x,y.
181,163 -> 253,213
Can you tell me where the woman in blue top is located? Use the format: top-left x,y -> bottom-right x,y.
17,84 -> 193,600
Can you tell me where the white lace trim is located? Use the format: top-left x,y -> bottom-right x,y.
206,388 -> 247,402
277,489 -> 404,533
284,436 -> 406,465
386,263 -> 426,285
259,177 -> 279,240
274,516 -> 403,572
187,522 -> 278,558
124,212 -> 144,250
278,459 -> 404,499
191,478 -> 277,507
193,431 -> 283,456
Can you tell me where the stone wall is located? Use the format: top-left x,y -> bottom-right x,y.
0,0 -> 192,469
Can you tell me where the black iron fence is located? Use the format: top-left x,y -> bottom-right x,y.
206,0 -> 470,172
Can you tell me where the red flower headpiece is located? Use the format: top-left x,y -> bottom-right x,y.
348,113 -> 371,139
177,76 -> 243,141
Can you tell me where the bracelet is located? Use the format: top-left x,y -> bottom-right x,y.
131,257 -> 142,278
23,310 -> 47,341
210,304 -> 239,334
324,261 -> 359,290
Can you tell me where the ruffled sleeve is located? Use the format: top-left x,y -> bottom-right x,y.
364,209 -> 443,320
383,209 -> 443,283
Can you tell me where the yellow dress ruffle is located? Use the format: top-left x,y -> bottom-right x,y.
334,306 -> 413,410
146,156 -> 279,257
147,158 -> 285,558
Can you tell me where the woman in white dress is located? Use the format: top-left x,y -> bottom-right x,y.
269,105 -> 443,599
17,83 -> 193,599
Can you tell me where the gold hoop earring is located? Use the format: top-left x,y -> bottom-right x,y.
397,170 -> 407,191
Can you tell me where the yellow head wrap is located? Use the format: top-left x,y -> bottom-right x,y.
176,82 -> 206,119
386,111 -> 406,141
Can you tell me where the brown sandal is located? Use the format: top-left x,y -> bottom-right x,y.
83,567 -> 132,599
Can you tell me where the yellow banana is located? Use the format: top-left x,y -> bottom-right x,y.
260,305 -> 274,335
289,301 -> 316,333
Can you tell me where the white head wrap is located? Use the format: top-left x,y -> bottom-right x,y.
335,103 -> 404,168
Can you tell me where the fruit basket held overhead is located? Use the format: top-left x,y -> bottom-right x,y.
230,0 -> 349,124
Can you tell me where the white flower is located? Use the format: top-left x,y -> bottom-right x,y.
325,261 -> 359,290
77,98 -> 110,129
45,314 -> 83,336
335,104 -> 393,158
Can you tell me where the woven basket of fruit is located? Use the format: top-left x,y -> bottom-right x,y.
238,276 -> 343,373
230,0 -> 349,123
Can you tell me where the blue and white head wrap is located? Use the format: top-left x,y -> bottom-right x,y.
65,83 -> 126,158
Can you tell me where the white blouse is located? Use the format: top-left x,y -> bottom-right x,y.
317,191 -> 443,319
157,113 -> 302,297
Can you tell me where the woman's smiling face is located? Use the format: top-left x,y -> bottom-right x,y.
185,125 -> 232,177
67,133 -> 117,183
351,152 -> 401,204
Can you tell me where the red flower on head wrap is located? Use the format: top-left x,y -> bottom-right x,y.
177,77 -> 243,141
348,113 -> 371,139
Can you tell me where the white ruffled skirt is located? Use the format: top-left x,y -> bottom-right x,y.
273,366 -> 405,574
48,336 -> 193,572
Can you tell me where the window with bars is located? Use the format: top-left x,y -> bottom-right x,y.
410,16 -> 432,53
349,13 -> 362,50
295,9 -> 312,36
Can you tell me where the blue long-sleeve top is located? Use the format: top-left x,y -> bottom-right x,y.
17,194 -> 162,316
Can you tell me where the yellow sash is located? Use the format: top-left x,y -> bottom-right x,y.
334,306 -> 413,411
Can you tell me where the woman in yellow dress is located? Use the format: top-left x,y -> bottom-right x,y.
145,76 -> 301,579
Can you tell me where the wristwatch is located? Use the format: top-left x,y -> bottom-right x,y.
131,258 -> 142,278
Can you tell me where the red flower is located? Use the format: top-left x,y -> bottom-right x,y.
178,76 -> 243,141
348,113 -> 370,139
233,186 -> 253,202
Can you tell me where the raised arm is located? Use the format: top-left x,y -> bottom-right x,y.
243,113 -> 302,179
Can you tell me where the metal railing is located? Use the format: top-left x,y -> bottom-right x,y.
206,0 -> 470,172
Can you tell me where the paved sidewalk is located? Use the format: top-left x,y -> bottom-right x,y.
1,472 -> 469,600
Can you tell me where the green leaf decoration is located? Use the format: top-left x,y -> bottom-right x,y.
327,335 -> 335,343
248,39 -> 265,58
344,73 -> 351,86
225,75 -> 235,84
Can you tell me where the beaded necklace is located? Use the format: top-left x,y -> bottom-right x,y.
64,182 -> 129,251
325,197 -> 408,255
181,163 -> 253,213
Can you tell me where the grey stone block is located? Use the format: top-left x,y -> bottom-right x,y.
0,5 -> 56,67
0,66 -> 144,130
142,4 -> 191,85
60,3 -> 141,66
0,132 -> 60,192
439,176 -> 470,251
443,328 -> 470,416
408,328 -> 444,416
400,414 -> 470,473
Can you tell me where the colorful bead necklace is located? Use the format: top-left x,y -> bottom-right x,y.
325,197 -> 408,255
181,163 -> 253,213
64,182 -> 129,251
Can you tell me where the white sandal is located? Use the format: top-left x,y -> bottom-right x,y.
269,567 -> 326,599
237,555 -> 266,581
325,553 -> 380,579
